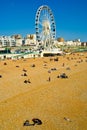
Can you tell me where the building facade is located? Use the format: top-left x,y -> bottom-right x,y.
25,34 -> 36,46
0,36 -> 16,47
0,34 -> 37,47
0,35 -> 83,48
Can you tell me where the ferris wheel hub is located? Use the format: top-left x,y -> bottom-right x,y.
43,21 -> 50,35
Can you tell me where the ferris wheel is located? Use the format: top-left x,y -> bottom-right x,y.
35,5 -> 56,48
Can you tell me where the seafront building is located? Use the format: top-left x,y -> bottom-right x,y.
0,34 -> 36,47
0,36 -> 16,47
0,34 -> 86,48
25,34 -> 36,46
0,34 -> 86,59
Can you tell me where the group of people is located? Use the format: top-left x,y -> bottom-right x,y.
23,118 -> 42,126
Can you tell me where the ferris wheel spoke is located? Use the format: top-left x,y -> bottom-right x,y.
38,21 -> 43,26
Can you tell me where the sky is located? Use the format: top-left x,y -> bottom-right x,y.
0,0 -> 87,42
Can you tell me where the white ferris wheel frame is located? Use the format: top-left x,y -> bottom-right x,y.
35,5 -> 56,47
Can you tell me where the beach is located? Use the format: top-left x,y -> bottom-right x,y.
0,52 -> 87,130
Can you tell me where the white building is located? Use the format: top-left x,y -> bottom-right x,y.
54,39 -> 81,46
25,34 -> 36,46
0,34 -> 37,47
0,36 -> 16,47
12,34 -> 23,46
0,34 -> 82,48
15,39 -> 23,46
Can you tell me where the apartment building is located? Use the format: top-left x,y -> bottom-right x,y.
25,34 -> 36,46
0,36 -> 16,47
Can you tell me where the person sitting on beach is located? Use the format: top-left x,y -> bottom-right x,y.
24,73 -> 27,76
24,80 -> 28,83
23,120 -> 30,126
32,118 -> 42,125
28,79 -> 31,83
23,68 -> 27,72
0,75 -> 2,78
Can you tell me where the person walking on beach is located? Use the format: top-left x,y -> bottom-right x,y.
62,63 -> 65,67
48,76 -> 51,82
